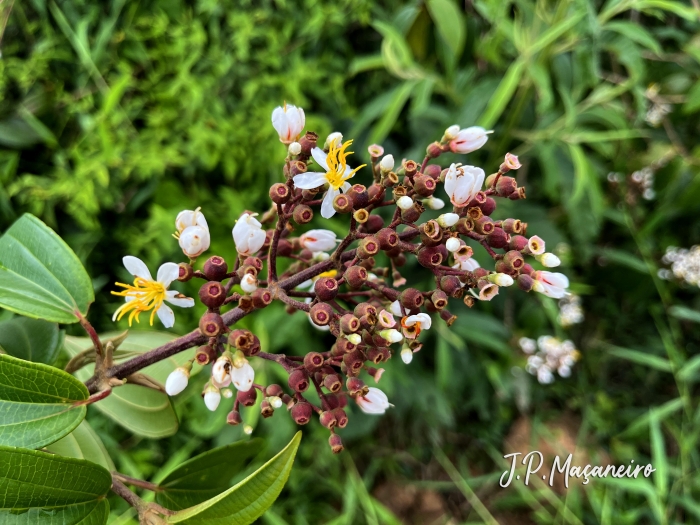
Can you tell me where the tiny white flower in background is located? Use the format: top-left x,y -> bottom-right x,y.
347,333 -> 362,345
112,256 -> 195,328
533,271 -> 570,299
378,309 -> 396,328
537,366 -> 555,384
558,364 -> 571,377
558,295 -> 584,327
437,213 -> 460,228
269,396 -> 283,409
175,208 -> 210,258
488,273 -> 514,287
379,328 -> 403,344
444,124 -> 460,140
324,131 -> 343,150
212,355 -> 232,388
288,142 -> 302,156
449,126 -> 492,154
396,196 -> 414,210
232,213 -> 266,256
165,366 -> 190,396
518,337 -> 537,354
444,163 -> 485,207
446,238 -> 461,252
300,229 -> 338,252
356,387 -> 392,415
293,141 -> 365,219
243,424 -> 254,435
401,347 -> 413,364
424,197 -> 445,210
271,103 -> 305,144
379,154 -> 395,172
389,300 -> 403,317
536,253 -> 561,267
401,313 -> 432,339
240,273 -> 258,293
231,361 -> 255,392
203,384 -> 222,411
527,235 -> 545,255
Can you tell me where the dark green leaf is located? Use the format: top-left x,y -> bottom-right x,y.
0,316 -> 61,364
0,354 -> 88,448
45,420 -> 115,471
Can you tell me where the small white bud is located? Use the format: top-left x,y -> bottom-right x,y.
269,396 -> 283,409
222,388 -> 233,398
312,251 -> 330,261
446,237 -> 461,252
488,273 -> 514,287
537,253 -> 561,267
437,213 -> 459,228
444,124 -> 460,140
347,333 -> 362,345
243,424 -> 254,435
324,131 -> 343,150
165,368 -> 190,396
203,385 -> 221,411
396,196 -> 414,210
424,197 -> 445,210
240,273 -> 258,293
379,154 -> 394,172
401,347 -> 413,364
288,142 -> 301,156
379,329 -> 403,344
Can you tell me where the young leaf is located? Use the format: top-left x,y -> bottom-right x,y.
426,0 -> 465,59
0,446 -> 111,524
156,439 -> 265,510
0,316 -> 62,365
0,354 -> 88,449
45,420 -> 115,472
166,432 -> 302,524
0,214 -> 94,324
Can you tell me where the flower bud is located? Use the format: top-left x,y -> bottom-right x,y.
488,273 -> 514,287
251,288 -> 273,309
319,410 -> 337,429
536,253 -> 561,267
495,176 -> 517,197
227,410 -> 242,425
240,273 -> 258,293
444,124 -> 460,140
400,288 -> 424,310
288,369 -> 309,393
288,141 -> 302,156
379,329 -> 403,344
340,313 -> 360,334
310,302 -> 333,326
178,263 -> 194,282
446,237 -> 461,252
332,194 -> 354,214
517,274 -> 535,291
380,154 -> 395,172
203,384 -> 221,411
363,214 -> 384,233
314,277 -> 339,301
324,374 -> 342,393
199,312 -> 225,337
347,184 -> 369,209
437,213 -> 459,228
344,265 -> 368,288
329,433 -> 344,454
265,384 -> 284,398
165,366 -> 191,396
236,387 -> 257,407
304,352 -> 325,372
481,197 -> 497,216
396,196 -> 414,210
198,281 -> 226,309
427,141 -> 444,158
347,333 -> 362,345
417,245 -> 446,268
291,402 -> 313,425
298,131 -> 318,156
324,131 -> 343,150
401,347 -> 413,364
268,395 -> 283,409
431,290 -> 449,310
509,235 -> 528,251
357,236 -> 380,259
203,256 -> 228,281
413,174 -> 436,196
487,227 -> 509,249
423,196 -> 445,210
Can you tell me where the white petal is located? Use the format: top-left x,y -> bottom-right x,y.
156,304 -> 175,328
123,256 -> 153,281
310,147 -> 330,171
165,369 -> 189,396
321,189 -> 338,219
157,262 -> 180,287
293,172 -> 327,190
165,291 -> 195,308
341,181 -> 352,192
231,362 -> 255,392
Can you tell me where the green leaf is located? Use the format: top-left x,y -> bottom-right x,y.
166,432 -> 301,524
426,0 -> 465,59
668,305 -> 700,324
599,248 -> 650,274
0,316 -> 61,364
606,345 -> 672,372
156,439 -> 264,510
478,59 -> 525,129
678,354 -> 700,382
0,354 -> 88,449
0,446 -> 110,524
373,21 -> 425,80
0,214 -> 94,324
64,331 -> 193,438
604,21 -> 662,54
649,409 -> 668,500
45,420 -> 115,472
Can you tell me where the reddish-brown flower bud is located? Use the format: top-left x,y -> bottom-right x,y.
324,374 -> 342,393
401,203 -> 423,223
487,227 -> 509,249
427,141 -> 444,159
509,235 -> 528,251
431,290 -> 449,309
417,245 -> 446,268
314,277 -> 339,301
227,410 -> 242,425
474,216 -> 495,235
335,338 -> 357,355
440,275 -> 463,297
266,384 -> 284,397
344,265 -> 367,288
509,187 -> 527,200
496,176 -> 517,197
237,387 -> 257,407
251,288 -> 273,309
301,188 -> 319,200
277,239 -> 293,257
269,182 -> 291,204
480,197 -> 497,216
288,369 -> 309,393
455,217 -> 474,234
340,313 -> 360,334
413,174 -> 436,196
358,236 -> 380,259
310,302 -> 333,326
502,218 -> 522,234
298,131 -> 318,156
521,263 -> 536,276
362,214 -> 384,234
343,349 -> 366,375
440,309 -> 458,326
473,267 -> 489,279
377,228 -> 399,250
290,160 -> 307,177
195,345 -> 217,365
468,191 -> 488,207
261,400 -> 274,418
199,312 -> 225,337
332,194 -> 354,214
382,171 -> 399,187
199,281 -> 226,309
346,376 -> 367,396
293,204 -> 313,224
368,183 -> 385,202
291,402 -> 313,425
203,256 -> 228,281
400,288 -> 424,310
517,274 -> 534,291
347,184 -> 369,209
503,250 -> 525,272
304,352 -> 325,372
178,263 -> 194,282
424,164 -> 441,180
329,433 -> 344,454
319,410 -> 337,429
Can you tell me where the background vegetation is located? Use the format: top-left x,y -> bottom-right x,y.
2,0 -> 700,522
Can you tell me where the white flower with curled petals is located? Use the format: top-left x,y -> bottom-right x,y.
112,256 -> 194,328
300,229 -> 338,252
449,126 -> 491,154
233,213 -> 266,256
401,313 -> 431,339
292,140 -> 365,219
444,163 -> 485,207
175,208 -> 210,258
271,103 -> 305,144
533,271 -> 569,299
356,387 -> 392,415
212,356 -> 232,388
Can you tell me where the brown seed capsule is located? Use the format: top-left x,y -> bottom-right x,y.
236,264 -> 257,281
392,252 -> 407,267
302,188 -> 319,201
401,203 -> 423,223
298,131 -> 318,156
261,400 -> 274,418
343,350 -> 365,376
324,374 -> 342,393
227,410 -> 243,425
400,288 -> 424,310
362,214 -> 384,233
517,274 -> 534,291
178,263 -> 194,282
357,236 -> 380,259
382,171 -> 399,187
455,217 -> 474,234
199,281 -> 226,308
496,176 -> 517,197
403,159 -> 418,177
353,209 -> 370,224
252,288 -> 273,309
368,183 -> 386,202
424,164 -> 442,180
468,191 -> 488,207
426,141 -> 444,159
474,216 -> 495,235
502,218 -> 522,234
238,294 -> 254,312
413,174 -> 436,196
332,408 -> 348,428
277,239 -> 293,257
293,204 -> 314,224
354,303 -> 377,319
334,338 -> 356,355
329,433 -> 344,454
420,220 -> 443,246
417,245 -> 446,268
366,347 -> 386,364
304,352 -> 325,372
464,295 -> 476,308
330,194 -> 352,214
377,228 -> 399,250
199,312 -> 225,337
310,302 -> 333,326
291,402 -> 313,425
440,275 -> 463,297
319,410 -> 337,429
339,314 -> 361,334
288,369 -> 309,393
269,182 -> 291,204
440,309 -> 458,326
314,277 -> 339,301
203,256 -> 228,281
359,313 -> 377,330
264,385 -> 283,399
237,388 -> 257,407
509,187 -> 526,200
487,227 -> 509,249
347,184 -> 369,209
431,290 -> 449,310
195,345 -> 217,365
503,250 -> 525,271
509,234 -> 528,251
344,265 -> 368,288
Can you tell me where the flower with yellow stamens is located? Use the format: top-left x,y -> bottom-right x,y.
112,256 -> 194,328
292,140 -> 366,219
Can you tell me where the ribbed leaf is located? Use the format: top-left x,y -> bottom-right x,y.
0,214 -> 94,324
0,316 -> 62,365
45,420 -> 115,472
0,446 -> 110,524
166,432 -> 301,524
0,354 -> 88,449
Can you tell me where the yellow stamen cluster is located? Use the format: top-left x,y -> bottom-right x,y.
112,278 -> 167,326
325,140 -> 366,190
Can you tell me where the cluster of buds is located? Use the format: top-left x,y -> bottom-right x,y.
660,245 -> 700,287
519,336 -> 580,384
113,104 -> 573,453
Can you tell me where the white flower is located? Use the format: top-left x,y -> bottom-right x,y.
112,256 -> 195,328
233,213 -> 266,256
390,300 -> 403,317
453,258 -> 480,272
271,103 -> 305,144
401,347 -> 413,364
527,236 -> 545,255
537,366 -> 555,384
536,253 -> 561,267
401,313 -> 432,339
203,384 -> 221,411
300,229 -> 338,252
176,208 -> 209,233
378,309 -> 396,328
231,361 -> 255,392
444,124 -> 460,140
175,208 -> 210,258
324,132 -> 343,150
449,126 -> 491,154
446,238 -> 461,252
396,196 -> 414,210
292,141 -> 365,219
444,163 -> 485,207
437,213 -> 459,228
424,197 -> 445,210
534,271 -> 570,299
165,367 -> 190,396
488,273 -> 514,287
379,328 -> 403,344
518,337 -> 537,354
356,387 -> 391,415
212,356 -> 232,388
240,273 -> 258,293
380,154 -> 395,172
288,142 -> 302,156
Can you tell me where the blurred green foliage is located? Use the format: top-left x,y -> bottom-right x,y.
2,0 -> 700,523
